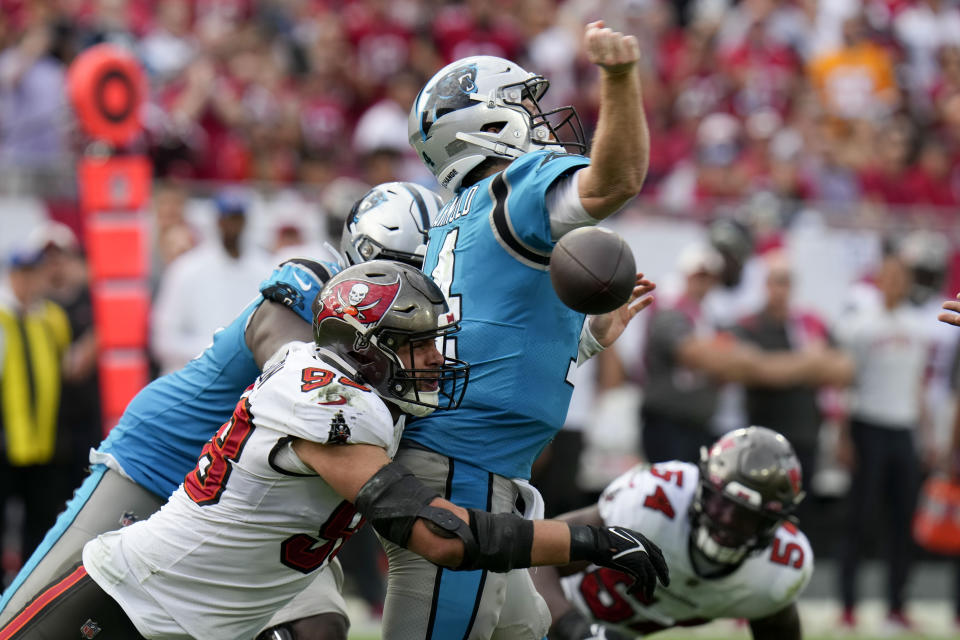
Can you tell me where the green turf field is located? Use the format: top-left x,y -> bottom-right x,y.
350,632 -> 928,640
342,598 -> 957,639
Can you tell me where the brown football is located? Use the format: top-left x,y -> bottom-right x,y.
550,227 -> 636,314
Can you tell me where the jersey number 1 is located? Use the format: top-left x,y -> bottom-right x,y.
430,228 -> 462,359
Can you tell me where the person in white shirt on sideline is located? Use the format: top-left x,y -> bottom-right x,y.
150,189 -> 272,374
834,252 -> 932,633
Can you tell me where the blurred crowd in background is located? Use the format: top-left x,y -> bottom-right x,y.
2,0 -> 960,222
3,0 -> 960,632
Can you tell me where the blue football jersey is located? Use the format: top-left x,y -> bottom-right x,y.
407,149 -> 592,479
95,260 -> 336,499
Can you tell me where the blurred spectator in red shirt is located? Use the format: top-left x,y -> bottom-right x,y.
241,42 -> 300,184
433,0 -> 523,64
904,136 -> 958,208
160,55 -> 250,181
343,0 -> 415,100
859,118 -> 919,206
720,18 -> 801,118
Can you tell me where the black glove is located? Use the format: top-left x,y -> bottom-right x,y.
569,525 -> 669,601
551,609 -> 633,640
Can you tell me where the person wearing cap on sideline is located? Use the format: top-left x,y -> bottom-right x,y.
640,243 -> 849,464
150,189 -> 272,374
32,223 -> 103,490
0,245 -> 72,578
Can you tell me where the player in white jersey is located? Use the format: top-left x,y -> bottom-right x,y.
1,261 -> 669,640
535,426 -> 812,640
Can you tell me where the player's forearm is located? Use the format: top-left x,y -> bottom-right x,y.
410,501 -> 571,567
408,509 -> 571,568
579,69 -> 648,218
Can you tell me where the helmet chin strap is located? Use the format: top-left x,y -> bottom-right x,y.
456,132 -> 527,160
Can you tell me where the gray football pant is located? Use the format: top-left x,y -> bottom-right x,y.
379,446 -> 551,640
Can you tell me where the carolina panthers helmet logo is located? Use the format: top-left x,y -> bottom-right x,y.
316,278 -> 401,326
352,188 -> 389,223
419,63 -> 479,139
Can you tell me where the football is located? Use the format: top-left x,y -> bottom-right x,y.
550,226 -> 636,314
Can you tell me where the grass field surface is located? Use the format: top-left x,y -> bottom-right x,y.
343,598 -> 958,639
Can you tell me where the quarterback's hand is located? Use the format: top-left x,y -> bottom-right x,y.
584,21 -> 640,76
938,293 -> 960,327
551,610 -> 632,640
589,273 -> 655,348
569,525 -> 669,600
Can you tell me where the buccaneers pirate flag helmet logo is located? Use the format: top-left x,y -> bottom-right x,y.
315,277 -> 401,328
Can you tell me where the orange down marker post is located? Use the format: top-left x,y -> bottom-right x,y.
68,44 -> 151,435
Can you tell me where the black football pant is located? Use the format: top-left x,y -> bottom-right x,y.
838,420 -> 920,614
0,563 -> 144,639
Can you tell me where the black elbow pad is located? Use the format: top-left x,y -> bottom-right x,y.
354,462 -> 439,547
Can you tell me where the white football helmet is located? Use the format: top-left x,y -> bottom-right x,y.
409,56 -> 585,193
341,182 -> 441,269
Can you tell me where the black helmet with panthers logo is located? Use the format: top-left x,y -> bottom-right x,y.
312,260 -> 469,416
690,426 -> 805,564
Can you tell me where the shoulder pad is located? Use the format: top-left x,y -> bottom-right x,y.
253,346 -> 397,450
504,149 -> 590,186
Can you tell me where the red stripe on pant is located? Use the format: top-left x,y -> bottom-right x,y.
0,565 -> 88,640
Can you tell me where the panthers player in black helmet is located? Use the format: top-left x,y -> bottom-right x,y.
535,426 -> 812,640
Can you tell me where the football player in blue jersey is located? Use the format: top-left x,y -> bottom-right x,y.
381,20 -> 660,640
0,182 -> 443,637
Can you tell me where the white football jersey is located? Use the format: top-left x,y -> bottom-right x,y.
83,341 -> 400,640
561,461 -> 813,636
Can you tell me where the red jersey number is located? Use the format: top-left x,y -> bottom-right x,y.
769,537 -> 804,569
301,367 -> 370,393
643,485 -> 676,520
184,399 -> 255,506
281,501 -> 364,574
579,567 -> 641,623
650,466 -> 684,487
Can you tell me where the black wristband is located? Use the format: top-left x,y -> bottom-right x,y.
568,524 -> 602,563
457,509 -> 534,572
